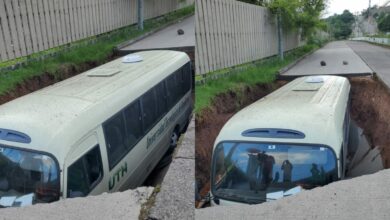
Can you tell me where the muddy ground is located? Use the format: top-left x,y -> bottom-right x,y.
350,77 -> 390,167
195,76 -> 390,200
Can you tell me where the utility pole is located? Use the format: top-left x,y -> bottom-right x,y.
368,0 -> 371,16
137,0 -> 144,30
277,8 -> 284,61
367,0 -> 371,35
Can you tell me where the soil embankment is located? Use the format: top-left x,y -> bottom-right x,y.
349,77 -> 390,167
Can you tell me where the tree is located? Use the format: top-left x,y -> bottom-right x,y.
326,10 -> 355,39
238,0 -> 327,59
297,0 -> 327,37
377,12 -> 390,33
362,5 -> 378,18
267,0 -> 327,59
339,10 -> 355,24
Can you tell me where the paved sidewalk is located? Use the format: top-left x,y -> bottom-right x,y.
280,41 -> 373,77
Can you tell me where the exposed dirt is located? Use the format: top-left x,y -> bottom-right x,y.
349,77 -> 390,168
0,55 -> 116,105
195,76 -> 390,201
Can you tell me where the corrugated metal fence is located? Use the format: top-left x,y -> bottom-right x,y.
0,0 -> 194,62
195,0 -> 300,75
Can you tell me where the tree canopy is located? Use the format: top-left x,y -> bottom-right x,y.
326,10 -> 355,39
268,0 -> 327,59
296,0 -> 327,37
238,0 -> 328,59
240,0 -> 328,38
377,12 -> 390,33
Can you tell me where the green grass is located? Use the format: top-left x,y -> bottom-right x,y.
0,5 -> 194,95
195,44 -> 317,114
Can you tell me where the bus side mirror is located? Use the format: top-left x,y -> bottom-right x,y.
196,181 -> 213,208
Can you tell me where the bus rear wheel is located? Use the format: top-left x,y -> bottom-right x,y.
156,130 -> 179,169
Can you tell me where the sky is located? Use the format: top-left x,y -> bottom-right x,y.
324,0 -> 389,17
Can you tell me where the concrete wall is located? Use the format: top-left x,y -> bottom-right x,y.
195,0 -> 300,75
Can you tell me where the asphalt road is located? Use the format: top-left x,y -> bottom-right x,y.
121,15 -> 195,51
347,40 -> 390,88
281,41 -> 373,77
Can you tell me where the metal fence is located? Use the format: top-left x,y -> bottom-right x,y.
0,0 -> 194,62
351,37 -> 390,45
195,0 -> 300,75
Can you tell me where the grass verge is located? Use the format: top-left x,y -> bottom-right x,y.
0,5 -> 194,96
195,44 -> 317,114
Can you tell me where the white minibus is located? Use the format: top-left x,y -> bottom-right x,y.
0,50 -> 192,207
211,75 -> 350,205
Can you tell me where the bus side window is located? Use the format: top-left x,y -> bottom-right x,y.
141,89 -> 158,132
183,63 -> 192,93
340,147 -> 344,177
67,145 -> 103,198
166,73 -> 177,108
155,82 -> 167,118
179,64 -> 191,96
177,68 -> 185,97
175,69 -> 185,98
104,112 -> 127,169
124,100 -> 143,149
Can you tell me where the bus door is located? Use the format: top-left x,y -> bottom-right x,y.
64,132 -> 106,198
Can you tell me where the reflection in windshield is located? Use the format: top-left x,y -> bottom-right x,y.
213,142 -> 337,203
281,160 -> 292,182
247,151 -> 275,191
0,146 -> 60,207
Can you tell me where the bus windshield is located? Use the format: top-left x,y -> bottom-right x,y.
0,146 -> 60,207
212,142 -> 337,204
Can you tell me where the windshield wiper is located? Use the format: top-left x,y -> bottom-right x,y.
216,191 -> 267,204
